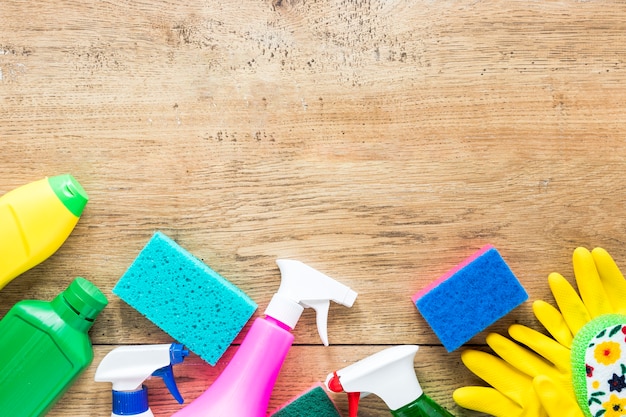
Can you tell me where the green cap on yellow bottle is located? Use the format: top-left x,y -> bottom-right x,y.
48,174 -> 89,217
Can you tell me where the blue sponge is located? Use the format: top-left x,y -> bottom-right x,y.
413,244 -> 528,352
113,231 -> 257,365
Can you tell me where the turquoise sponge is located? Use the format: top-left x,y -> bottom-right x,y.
113,231 -> 257,366
413,244 -> 528,352
270,384 -> 341,417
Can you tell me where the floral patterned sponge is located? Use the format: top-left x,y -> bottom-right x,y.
573,315 -> 626,417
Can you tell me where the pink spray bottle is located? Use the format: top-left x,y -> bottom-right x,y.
172,259 -> 358,417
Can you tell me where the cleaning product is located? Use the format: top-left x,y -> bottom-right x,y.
0,276 -> 108,416
413,244 -> 528,351
95,343 -> 189,417
0,174 -> 89,289
113,231 -> 257,366
326,345 -> 456,417
269,384 -> 342,417
172,259 -> 358,417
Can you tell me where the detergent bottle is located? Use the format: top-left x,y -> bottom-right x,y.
0,174 -> 88,289
326,345 -> 456,417
172,259 -> 358,417
95,343 -> 189,417
0,276 -> 108,416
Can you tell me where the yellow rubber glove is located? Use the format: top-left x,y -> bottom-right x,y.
534,247 -> 626,348
454,327 -> 585,417
520,247 -> 626,417
533,375 -> 585,417
507,323 -> 584,417
453,332 -> 548,417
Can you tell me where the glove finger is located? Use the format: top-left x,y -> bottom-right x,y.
508,324 -> 571,374
487,332 -> 564,381
548,272 -> 591,335
460,349 -> 533,407
533,300 -> 574,348
533,375 -> 585,417
453,386 -> 523,417
573,247 -> 613,318
592,247 -> 626,314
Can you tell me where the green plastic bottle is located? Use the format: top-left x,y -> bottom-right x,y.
392,394 -> 455,417
0,277 -> 108,416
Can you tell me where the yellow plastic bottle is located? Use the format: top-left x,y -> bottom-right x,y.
0,174 -> 88,289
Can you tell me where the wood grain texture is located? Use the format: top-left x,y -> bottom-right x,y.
2,0 -> 626,415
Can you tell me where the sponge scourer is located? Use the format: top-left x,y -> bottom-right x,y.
113,231 -> 257,366
413,244 -> 528,352
270,384 -> 341,417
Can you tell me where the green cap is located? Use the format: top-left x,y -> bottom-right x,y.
48,174 -> 89,217
63,277 -> 108,322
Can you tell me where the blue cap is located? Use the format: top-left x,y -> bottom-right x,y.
170,343 -> 189,365
112,386 -> 149,415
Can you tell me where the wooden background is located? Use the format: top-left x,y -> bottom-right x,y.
2,0 -> 626,415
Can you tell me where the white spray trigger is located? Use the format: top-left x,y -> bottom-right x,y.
95,343 -> 188,399
301,299 -> 331,346
264,259 -> 357,346
325,345 -> 423,412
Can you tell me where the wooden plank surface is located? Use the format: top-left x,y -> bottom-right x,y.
2,0 -> 626,416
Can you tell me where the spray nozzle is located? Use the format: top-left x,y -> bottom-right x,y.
327,372 -> 362,417
325,345 -> 423,415
95,343 -> 189,415
153,343 -> 188,403
264,259 -> 358,346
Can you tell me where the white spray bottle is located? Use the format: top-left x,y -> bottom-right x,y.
95,343 -> 189,417
172,259 -> 358,416
326,345 -> 455,417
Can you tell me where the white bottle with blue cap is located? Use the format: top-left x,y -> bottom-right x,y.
95,343 -> 188,417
